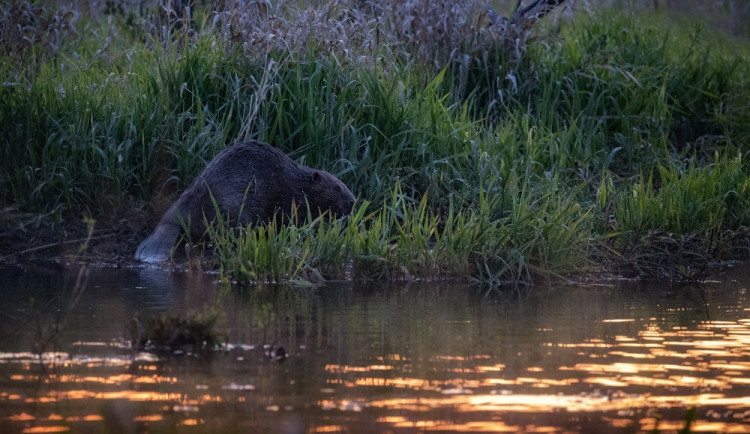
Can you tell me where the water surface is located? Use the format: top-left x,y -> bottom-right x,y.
1,264 -> 749,433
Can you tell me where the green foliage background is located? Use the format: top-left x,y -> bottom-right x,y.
1,1 -> 749,283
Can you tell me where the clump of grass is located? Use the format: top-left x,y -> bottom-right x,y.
216,220 -> 311,284
612,157 -> 750,237
213,180 -> 592,285
596,155 -> 750,279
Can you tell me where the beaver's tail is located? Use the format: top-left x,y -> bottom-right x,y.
135,223 -> 181,263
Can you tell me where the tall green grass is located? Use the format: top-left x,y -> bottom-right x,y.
1,3 -> 749,282
211,181 -> 592,285
609,155 -> 750,240
0,34 -> 243,218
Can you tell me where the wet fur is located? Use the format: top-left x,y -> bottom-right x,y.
136,141 -> 355,262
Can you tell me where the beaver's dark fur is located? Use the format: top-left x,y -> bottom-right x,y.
136,141 -> 355,262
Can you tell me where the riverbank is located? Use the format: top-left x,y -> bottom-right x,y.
1,1 -> 749,283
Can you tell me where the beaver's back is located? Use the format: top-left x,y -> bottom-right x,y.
177,141 -> 300,234
136,141 -> 355,263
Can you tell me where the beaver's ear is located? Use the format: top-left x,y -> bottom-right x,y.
312,172 -> 322,182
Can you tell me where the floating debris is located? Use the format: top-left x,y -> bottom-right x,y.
264,345 -> 287,362
128,313 -> 223,355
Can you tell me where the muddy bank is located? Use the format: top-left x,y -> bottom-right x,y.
2,212 -> 748,285
0,211 -> 154,268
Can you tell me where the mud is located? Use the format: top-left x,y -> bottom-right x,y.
0,210 -> 155,268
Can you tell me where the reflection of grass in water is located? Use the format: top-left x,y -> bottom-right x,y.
33,219 -> 95,356
0,218 -> 95,358
644,406 -> 696,433
681,407 -> 696,434
127,276 -> 230,356
128,312 -> 223,355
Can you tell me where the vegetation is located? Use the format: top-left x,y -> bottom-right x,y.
1,1 -> 749,285
128,311 -> 223,355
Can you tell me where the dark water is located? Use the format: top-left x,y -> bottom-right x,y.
1,264 -> 749,433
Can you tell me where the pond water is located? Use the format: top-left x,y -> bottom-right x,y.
1,264 -> 749,433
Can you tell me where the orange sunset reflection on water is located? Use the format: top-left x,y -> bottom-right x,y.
5,319 -> 745,432
316,316 -> 750,432
2,266 -> 750,432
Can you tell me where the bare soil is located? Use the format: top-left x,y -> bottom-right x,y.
0,209 -> 155,268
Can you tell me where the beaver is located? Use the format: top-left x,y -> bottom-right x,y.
136,141 -> 355,263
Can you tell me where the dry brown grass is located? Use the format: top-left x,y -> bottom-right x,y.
208,0 -> 568,67
0,1 -> 78,68
0,0 -> 570,71
209,0 -> 488,65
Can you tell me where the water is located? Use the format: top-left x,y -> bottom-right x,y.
1,264 -> 749,433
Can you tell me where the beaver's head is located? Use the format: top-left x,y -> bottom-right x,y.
303,170 -> 356,218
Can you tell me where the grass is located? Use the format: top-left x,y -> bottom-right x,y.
210,183 -> 594,285
1,1 -> 749,284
